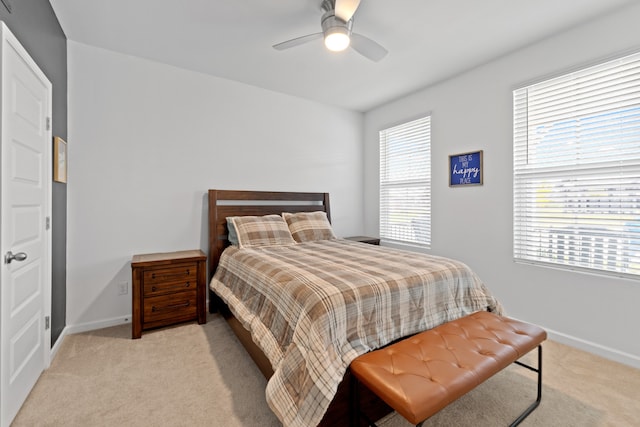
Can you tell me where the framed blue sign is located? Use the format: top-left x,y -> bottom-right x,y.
449,150 -> 483,186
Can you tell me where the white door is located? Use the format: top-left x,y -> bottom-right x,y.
0,22 -> 52,427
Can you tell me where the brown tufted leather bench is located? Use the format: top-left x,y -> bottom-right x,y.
350,311 -> 547,427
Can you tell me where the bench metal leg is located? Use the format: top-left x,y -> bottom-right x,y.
510,344 -> 543,427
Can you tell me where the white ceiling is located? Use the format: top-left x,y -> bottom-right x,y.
49,0 -> 637,112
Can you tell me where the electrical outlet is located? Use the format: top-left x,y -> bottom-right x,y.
118,281 -> 129,295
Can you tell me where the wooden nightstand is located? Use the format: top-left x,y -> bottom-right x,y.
131,250 -> 206,339
345,236 -> 381,245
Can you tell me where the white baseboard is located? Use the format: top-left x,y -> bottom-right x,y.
51,314 -> 640,370
64,315 -> 131,336
546,328 -> 640,370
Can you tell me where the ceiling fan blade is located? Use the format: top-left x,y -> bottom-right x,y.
350,33 -> 388,62
273,33 -> 323,51
334,0 -> 361,22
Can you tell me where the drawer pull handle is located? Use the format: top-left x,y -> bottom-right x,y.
149,283 -> 189,292
151,301 -> 190,313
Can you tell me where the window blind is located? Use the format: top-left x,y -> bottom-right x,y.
513,51 -> 640,278
380,116 -> 431,247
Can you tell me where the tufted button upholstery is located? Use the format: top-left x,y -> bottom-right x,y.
350,311 -> 547,425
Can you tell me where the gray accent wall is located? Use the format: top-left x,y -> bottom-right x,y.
0,0 -> 67,346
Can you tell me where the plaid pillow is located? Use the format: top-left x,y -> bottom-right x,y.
230,215 -> 296,248
282,211 -> 336,242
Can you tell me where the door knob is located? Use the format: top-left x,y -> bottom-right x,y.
4,251 -> 27,264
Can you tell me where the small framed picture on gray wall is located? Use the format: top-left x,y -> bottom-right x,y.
53,136 -> 67,183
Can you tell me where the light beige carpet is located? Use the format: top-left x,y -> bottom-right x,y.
13,314 -> 640,426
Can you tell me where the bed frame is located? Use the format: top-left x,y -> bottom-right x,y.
207,189 -> 391,426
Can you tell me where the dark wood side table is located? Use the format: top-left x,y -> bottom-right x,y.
345,236 -> 381,245
131,249 -> 206,339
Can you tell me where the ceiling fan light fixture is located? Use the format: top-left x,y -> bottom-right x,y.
273,1 -> 388,62
321,9 -> 352,52
324,28 -> 350,51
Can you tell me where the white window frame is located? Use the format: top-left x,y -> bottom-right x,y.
379,116 -> 431,247
513,51 -> 640,279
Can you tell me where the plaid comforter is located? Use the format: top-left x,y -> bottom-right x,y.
210,239 -> 502,427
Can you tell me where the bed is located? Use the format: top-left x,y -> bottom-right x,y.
207,189 -> 502,427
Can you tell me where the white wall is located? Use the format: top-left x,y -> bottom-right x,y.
66,41 -> 364,330
364,4 -> 640,368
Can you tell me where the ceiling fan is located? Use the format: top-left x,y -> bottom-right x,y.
273,0 -> 388,62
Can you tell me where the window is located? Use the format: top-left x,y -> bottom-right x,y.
380,116 -> 431,247
513,51 -> 640,278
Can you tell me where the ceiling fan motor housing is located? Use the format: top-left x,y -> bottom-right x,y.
321,10 -> 353,38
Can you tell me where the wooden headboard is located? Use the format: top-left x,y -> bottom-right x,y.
207,189 -> 331,280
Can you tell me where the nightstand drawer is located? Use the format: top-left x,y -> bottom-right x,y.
143,264 -> 196,285
143,265 -> 196,297
143,292 -> 197,324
